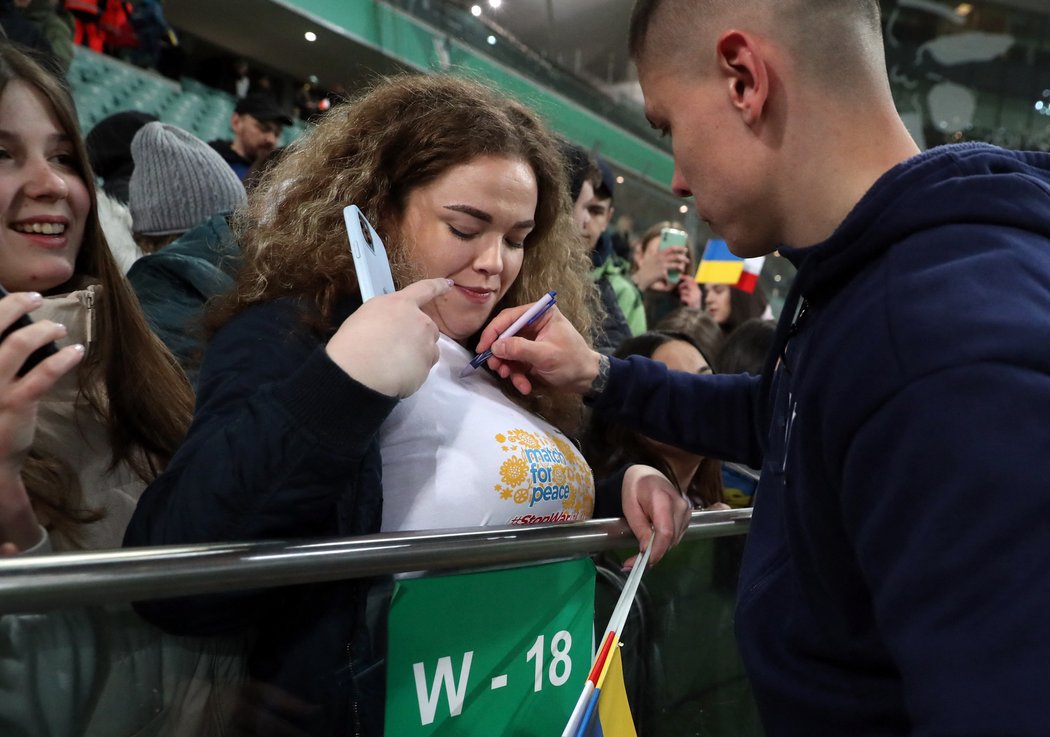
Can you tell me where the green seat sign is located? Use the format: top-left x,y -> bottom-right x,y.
384,559 -> 595,735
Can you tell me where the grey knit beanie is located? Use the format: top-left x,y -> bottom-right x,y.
130,122 -> 247,236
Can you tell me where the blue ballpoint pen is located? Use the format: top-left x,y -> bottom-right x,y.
459,290 -> 557,378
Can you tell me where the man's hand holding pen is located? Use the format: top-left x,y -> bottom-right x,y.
474,298 -> 691,568
474,301 -> 600,397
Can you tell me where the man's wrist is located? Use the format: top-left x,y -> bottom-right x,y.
584,353 -> 611,400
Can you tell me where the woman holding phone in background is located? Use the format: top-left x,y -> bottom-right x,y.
632,220 -> 702,327
0,43 -> 192,554
125,74 -> 690,736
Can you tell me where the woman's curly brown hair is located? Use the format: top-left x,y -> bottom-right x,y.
215,73 -> 597,433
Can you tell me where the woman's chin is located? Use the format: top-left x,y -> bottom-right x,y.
438,321 -> 485,343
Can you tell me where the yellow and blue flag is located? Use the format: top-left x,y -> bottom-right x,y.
695,239 -> 745,285
695,240 -> 766,293
575,644 -> 636,737
563,545 -> 649,737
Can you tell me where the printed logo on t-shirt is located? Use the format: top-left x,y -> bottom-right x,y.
493,429 -> 594,525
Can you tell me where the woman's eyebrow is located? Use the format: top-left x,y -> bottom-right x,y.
444,204 -> 534,230
0,130 -> 71,144
445,204 -> 492,222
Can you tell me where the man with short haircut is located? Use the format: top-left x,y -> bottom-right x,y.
562,142 -> 634,353
582,160 -> 616,255
587,160 -> 689,337
478,1 -> 1050,734
209,92 -> 292,180
585,161 -> 648,337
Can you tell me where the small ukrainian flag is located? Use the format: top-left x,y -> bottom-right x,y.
695,239 -> 746,284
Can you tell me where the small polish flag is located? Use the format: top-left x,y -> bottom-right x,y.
735,257 -> 765,293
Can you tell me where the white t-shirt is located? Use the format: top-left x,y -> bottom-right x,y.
379,335 -> 595,532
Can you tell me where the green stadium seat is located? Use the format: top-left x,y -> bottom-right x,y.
69,46 -> 309,146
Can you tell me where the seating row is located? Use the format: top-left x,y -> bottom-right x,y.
68,46 -> 306,147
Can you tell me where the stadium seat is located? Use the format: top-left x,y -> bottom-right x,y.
69,46 -> 309,147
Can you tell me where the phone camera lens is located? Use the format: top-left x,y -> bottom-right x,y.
358,213 -> 375,251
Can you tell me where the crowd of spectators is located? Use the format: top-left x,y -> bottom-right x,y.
0,0 -> 174,74
1,0 -> 1044,734
0,5 -> 777,730
0,36 -> 728,735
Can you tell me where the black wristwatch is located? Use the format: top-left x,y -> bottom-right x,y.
584,353 -> 611,400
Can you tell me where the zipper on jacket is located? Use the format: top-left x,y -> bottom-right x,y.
81,287 -> 96,347
779,298 -> 809,375
777,299 -> 807,472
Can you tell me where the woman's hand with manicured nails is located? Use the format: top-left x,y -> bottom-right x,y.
325,278 -> 452,398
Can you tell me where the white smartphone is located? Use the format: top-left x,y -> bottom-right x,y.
343,205 -> 396,302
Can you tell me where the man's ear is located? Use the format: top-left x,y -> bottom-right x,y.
716,30 -> 769,127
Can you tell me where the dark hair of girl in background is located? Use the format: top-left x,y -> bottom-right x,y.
717,318 -> 777,375
584,330 -> 724,508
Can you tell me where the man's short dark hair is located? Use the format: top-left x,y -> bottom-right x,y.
560,140 -> 601,203
629,0 -> 883,63
594,158 -> 616,203
628,0 -> 665,60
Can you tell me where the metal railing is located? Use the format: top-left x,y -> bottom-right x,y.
0,509 -> 750,613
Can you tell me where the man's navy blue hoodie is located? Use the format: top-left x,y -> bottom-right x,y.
590,143 -> 1050,736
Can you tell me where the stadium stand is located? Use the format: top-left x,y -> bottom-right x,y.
67,46 -> 307,147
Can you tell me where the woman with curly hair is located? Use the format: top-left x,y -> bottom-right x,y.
125,74 -> 685,736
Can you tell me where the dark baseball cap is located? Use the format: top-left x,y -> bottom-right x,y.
235,94 -> 293,126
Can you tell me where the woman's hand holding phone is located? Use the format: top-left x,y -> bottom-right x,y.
0,290 -> 85,554
633,237 -> 691,292
325,278 -> 452,399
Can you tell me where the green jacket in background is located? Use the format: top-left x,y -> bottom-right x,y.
591,252 -> 646,337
